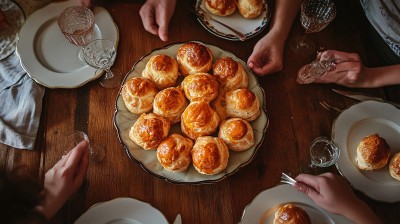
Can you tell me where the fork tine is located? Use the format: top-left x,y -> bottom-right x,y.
281,172 -> 296,183
280,180 -> 295,186
319,101 -> 342,113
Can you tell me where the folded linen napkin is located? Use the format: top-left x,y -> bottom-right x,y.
0,52 -> 45,150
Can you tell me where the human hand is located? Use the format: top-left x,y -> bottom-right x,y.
37,140 -> 89,220
139,0 -> 177,42
294,172 -> 381,224
247,31 -> 285,76
79,0 -> 94,9
313,50 -> 367,87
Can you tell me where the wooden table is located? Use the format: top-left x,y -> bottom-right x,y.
1,0 -> 400,223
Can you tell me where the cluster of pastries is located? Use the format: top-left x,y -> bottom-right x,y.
356,134 -> 400,181
121,42 -> 261,175
205,0 -> 264,19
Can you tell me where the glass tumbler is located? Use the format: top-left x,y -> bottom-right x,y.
309,137 -> 339,167
57,6 -> 95,46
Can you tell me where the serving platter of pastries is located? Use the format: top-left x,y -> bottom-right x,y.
332,100 -> 400,202
194,0 -> 271,41
114,41 -> 269,184
239,184 -> 351,223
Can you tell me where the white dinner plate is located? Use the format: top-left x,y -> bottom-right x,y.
239,184 -> 351,223
195,0 -> 271,41
114,41 -> 269,184
0,0 -> 25,60
16,0 -> 119,88
74,198 -> 168,224
333,100 -> 400,202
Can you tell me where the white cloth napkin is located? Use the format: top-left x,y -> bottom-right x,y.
0,53 -> 45,150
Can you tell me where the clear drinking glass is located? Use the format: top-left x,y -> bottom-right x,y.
297,58 -> 335,84
82,39 -> 122,88
290,0 -> 336,55
65,131 -> 105,164
309,136 -> 339,168
57,6 -> 95,46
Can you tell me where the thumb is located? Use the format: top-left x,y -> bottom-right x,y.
293,182 -> 321,201
158,25 -> 169,42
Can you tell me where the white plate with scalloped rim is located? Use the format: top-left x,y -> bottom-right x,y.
240,184 -> 351,223
333,100 -> 400,202
194,0 -> 271,41
114,41 -> 269,184
74,198 -> 168,224
16,0 -> 119,88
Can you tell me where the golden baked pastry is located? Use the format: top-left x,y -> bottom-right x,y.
192,136 -> 229,175
182,73 -> 219,102
212,57 -> 248,91
210,91 -> 228,121
218,118 -> 254,151
129,113 -> 170,150
273,203 -> 311,224
205,0 -> 236,16
142,54 -> 179,89
225,88 -> 260,121
153,86 -> 188,124
389,152 -> 400,181
177,42 -> 213,76
356,134 -> 391,171
181,101 -> 220,140
156,134 -> 194,172
237,0 -> 264,19
121,77 -> 158,114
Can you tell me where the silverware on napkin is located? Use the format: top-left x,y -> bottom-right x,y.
332,89 -> 400,109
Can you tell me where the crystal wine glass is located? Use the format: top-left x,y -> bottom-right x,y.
290,0 -> 336,55
309,136 -> 339,168
82,39 -> 122,88
65,131 -> 105,164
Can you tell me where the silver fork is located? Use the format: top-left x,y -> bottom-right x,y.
280,172 -> 297,186
192,7 -> 247,41
319,101 -> 343,113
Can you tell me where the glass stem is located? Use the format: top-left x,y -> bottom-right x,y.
104,68 -> 114,79
298,31 -> 308,48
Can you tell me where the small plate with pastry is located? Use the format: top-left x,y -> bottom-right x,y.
114,41 -> 268,184
333,100 -> 400,202
239,184 -> 351,223
194,0 -> 271,41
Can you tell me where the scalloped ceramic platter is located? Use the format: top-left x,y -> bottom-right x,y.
239,184 -> 351,223
195,0 -> 271,41
74,198 -> 168,224
0,0 -> 25,60
333,101 -> 400,202
114,42 -> 269,184
16,0 -> 119,88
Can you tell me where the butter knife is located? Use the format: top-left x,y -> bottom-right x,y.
332,89 -> 400,109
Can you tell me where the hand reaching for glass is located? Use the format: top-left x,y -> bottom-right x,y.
36,140 -> 89,220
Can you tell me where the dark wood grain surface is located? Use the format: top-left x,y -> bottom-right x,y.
1,0 -> 400,223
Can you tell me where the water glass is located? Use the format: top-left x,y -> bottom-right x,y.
297,58 -> 335,84
57,6 -> 95,46
309,137 -> 339,168
65,131 -> 105,164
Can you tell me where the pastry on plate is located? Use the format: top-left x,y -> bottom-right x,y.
212,57 -> 248,91
210,92 -> 228,121
181,73 -> 219,102
142,54 -> 179,89
205,0 -> 236,16
273,203 -> 311,224
218,118 -> 254,151
356,134 -> 391,171
129,113 -> 170,150
181,101 -> 220,140
237,0 -> 264,19
121,77 -> 158,114
177,42 -> 213,76
225,88 -> 260,121
389,152 -> 400,181
153,86 -> 188,124
192,136 -> 229,175
156,134 -> 193,172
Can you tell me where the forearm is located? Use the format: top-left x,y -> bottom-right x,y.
268,0 -> 302,41
363,65 -> 400,87
341,199 -> 382,224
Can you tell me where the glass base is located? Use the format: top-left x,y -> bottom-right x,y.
89,144 -> 106,164
290,36 -> 315,55
100,69 -> 122,88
